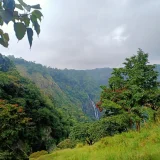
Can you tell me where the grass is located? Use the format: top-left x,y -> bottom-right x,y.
30,123 -> 160,160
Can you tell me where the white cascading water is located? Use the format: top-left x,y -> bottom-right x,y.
91,100 -> 99,120
87,95 -> 99,119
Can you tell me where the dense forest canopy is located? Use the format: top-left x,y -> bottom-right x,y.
8,56 -> 112,120
0,54 -> 71,159
0,49 -> 160,159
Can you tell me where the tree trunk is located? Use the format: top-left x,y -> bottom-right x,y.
129,119 -> 133,129
86,139 -> 93,145
136,121 -> 140,132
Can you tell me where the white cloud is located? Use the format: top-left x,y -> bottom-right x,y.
111,25 -> 129,44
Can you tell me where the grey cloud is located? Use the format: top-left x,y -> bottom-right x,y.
1,0 -> 160,69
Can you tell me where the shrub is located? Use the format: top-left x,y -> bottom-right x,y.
57,139 -> 76,149
29,150 -> 48,159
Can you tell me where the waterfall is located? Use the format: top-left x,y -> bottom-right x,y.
90,99 -> 99,120
87,95 -> 99,119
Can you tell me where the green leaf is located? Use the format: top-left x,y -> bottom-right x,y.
31,4 -> 41,10
21,16 -> 30,27
27,28 -> 33,48
15,4 -> 23,10
17,0 -> 27,7
0,2 -> 2,9
31,14 -> 40,35
3,33 -> 9,42
0,32 -> 9,47
30,14 -> 37,22
17,0 -> 31,12
0,29 -> 3,35
32,10 -> 43,21
0,9 -> 13,24
0,38 -> 9,47
0,16 -> 3,25
33,21 -> 40,36
14,22 -> 26,40
3,0 -> 15,12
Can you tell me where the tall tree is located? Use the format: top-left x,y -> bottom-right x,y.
98,49 -> 160,132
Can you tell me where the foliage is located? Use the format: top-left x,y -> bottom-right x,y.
29,151 -> 48,159
0,0 -> 43,48
57,139 -> 76,149
0,54 -> 14,72
69,113 -> 129,146
8,56 -> 104,120
0,55 -> 70,159
29,123 -> 160,160
98,49 -> 160,132
0,100 -> 30,160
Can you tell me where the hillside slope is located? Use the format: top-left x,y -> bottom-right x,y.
30,124 -> 160,160
8,56 -> 88,121
7,56 -> 160,120
0,54 -> 71,159
9,56 -> 113,119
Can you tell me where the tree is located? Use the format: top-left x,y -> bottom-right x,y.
0,55 -> 71,159
98,49 -> 159,132
69,120 -> 114,145
0,100 -> 30,159
0,0 -> 43,48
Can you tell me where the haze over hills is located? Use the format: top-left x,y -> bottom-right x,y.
1,51 -> 160,159
6,55 -> 160,120
8,56 -> 112,120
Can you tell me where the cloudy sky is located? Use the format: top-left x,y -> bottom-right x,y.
1,0 -> 160,69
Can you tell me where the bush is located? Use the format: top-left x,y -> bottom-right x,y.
76,143 -> 84,148
29,150 -> 48,159
57,139 -> 76,149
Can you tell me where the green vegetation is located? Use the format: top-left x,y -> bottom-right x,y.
8,56 -> 90,121
30,123 -> 160,160
1,49 -> 160,159
1,1 -> 159,160
9,56 -> 112,119
0,0 -> 43,48
0,54 -> 70,159
98,49 -> 159,132
66,49 -> 160,147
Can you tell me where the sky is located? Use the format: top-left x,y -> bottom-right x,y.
1,0 -> 160,69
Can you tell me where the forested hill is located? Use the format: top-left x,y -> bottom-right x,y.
7,56 -> 160,120
0,54 -> 73,159
8,56 -> 112,119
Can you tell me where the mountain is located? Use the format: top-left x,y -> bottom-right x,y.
7,56 -> 160,120
8,56 -> 113,120
0,54 -> 72,159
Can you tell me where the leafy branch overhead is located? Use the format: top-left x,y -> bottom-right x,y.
0,0 -> 43,48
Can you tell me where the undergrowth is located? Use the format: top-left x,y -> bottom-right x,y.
30,123 -> 160,160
